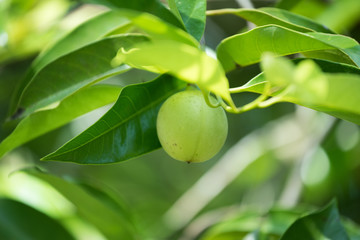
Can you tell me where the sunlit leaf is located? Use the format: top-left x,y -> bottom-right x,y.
0,84 -> 121,158
116,39 -> 232,104
260,7 -> 332,33
11,7 -> 197,119
217,25 -> 360,72
8,10 -> 131,118
240,58 -> 360,93
15,34 -> 148,118
281,200 -> 349,240
208,7 -> 333,33
242,58 -> 360,125
261,53 -> 294,87
42,74 -> 186,164
23,168 -> 137,240
0,198 -> 75,240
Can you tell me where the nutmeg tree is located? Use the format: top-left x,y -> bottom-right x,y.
0,0 -> 360,239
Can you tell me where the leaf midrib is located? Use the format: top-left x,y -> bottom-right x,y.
44,83 -> 181,159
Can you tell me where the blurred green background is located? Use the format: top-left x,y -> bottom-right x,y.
1,0 -> 360,239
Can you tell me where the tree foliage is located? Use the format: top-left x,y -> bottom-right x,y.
0,0 -> 360,239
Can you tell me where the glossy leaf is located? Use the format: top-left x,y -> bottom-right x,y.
173,0 -> 207,41
8,10 -> 131,117
217,25 -> 360,72
115,39 -> 233,105
0,84 -> 122,158
208,7 -> 333,33
12,8 -> 196,119
0,198 -> 75,240
23,168 -> 137,240
42,74 -> 186,164
16,34 -> 148,117
242,58 -> 360,125
260,8 -> 333,33
305,32 -> 360,65
84,0 -> 184,29
281,200 -> 349,240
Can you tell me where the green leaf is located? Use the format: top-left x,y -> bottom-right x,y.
217,25 -> 360,72
307,73 -> 360,125
117,9 -> 198,47
42,74 -> 186,164
22,168 -> 137,240
34,12 -> 132,73
115,39 -> 232,105
280,200 -> 349,240
242,58 -> 360,125
241,58 -> 360,92
305,32 -> 360,64
16,34 -> 148,118
260,8 -> 333,33
201,211 -> 261,240
261,53 -> 294,87
84,0 -> 184,29
12,8 -> 196,119
201,209 -> 302,240
166,0 -> 182,21
173,0 -> 207,41
0,84 -> 121,159
8,10 -> 131,118
0,198 -> 75,240
208,7 -> 333,34
295,58 -> 360,74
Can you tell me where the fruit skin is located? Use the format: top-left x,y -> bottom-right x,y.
156,89 -> 228,163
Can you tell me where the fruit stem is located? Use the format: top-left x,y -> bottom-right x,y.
258,85 -> 292,108
201,90 -> 221,108
186,84 -> 198,91
220,81 -> 288,114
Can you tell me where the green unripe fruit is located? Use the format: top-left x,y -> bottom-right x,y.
157,89 -> 228,163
